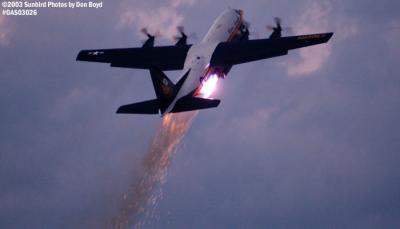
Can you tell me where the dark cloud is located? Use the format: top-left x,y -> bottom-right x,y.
1,0 -> 400,228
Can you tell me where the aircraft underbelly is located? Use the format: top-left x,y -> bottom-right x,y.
164,9 -> 242,114
165,42 -> 219,113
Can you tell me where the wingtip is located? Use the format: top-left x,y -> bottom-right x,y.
326,32 -> 334,41
76,50 -> 84,61
116,105 -> 126,114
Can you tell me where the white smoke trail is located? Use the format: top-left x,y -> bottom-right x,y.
111,111 -> 198,228
118,0 -> 196,40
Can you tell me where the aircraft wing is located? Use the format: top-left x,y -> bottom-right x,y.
210,33 -> 333,67
76,45 -> 191,71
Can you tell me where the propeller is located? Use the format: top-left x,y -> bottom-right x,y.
266,17 -> 292,38
173,26 -> 197,45
240,21 -> 262,39
240,21 -> 251,40
140,27 -> 161,47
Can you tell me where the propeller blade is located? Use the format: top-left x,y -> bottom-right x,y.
141,27 -> 150,37
266,17 -> 287,39
140,27 -> 161,47
274,17 -> 282,28
140,27 -> 161,38
177,26 -> 185,35
174,26 -> 198,44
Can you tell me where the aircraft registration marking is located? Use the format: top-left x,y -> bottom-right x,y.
88,51 -> 104,55
297,34 -> 325,40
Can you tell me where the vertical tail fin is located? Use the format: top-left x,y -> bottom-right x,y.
117,68 -> 192,115
149,68 -> 175,111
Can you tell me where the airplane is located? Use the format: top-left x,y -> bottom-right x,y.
76,8 -> 333,116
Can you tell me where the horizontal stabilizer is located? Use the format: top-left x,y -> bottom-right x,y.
116,99 -> 159,114
171,97 -> 220,113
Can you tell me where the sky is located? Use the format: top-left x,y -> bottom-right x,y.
1,0 -> 400,228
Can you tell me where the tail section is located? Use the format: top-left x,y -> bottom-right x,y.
149,68 -> 191,112
149,68 -> 175,104
116,68 -> 218,115
116,99 -> 159,114
117,96 -> 221,115
117,68 -> 187,115
171,96 -> 220,113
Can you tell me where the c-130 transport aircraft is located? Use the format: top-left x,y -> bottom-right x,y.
76,8 -> 333,116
